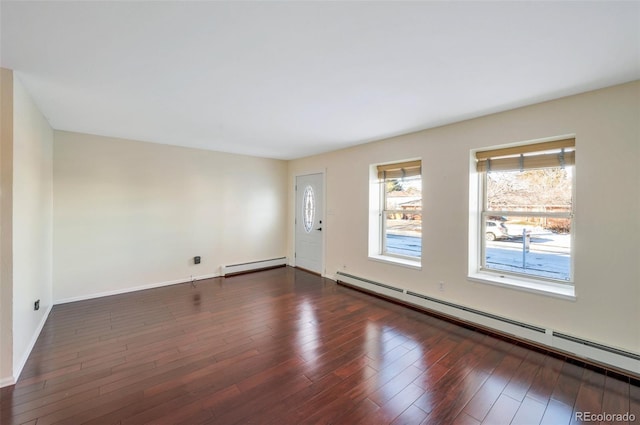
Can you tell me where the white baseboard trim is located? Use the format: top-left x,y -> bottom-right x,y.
54,273 -> 220,305
10,304 -> 53,386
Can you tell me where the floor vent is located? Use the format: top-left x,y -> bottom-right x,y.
222,257 -> 287,277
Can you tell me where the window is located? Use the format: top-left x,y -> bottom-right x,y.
474,139 -> 575,284
372,160 -> 422,262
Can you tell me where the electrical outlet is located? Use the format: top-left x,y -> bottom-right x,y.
194,256 -> 201,264
34,299 -> 40,311
438,281 -> 445,292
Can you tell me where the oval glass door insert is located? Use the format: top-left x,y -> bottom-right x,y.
303,185 -> 315,233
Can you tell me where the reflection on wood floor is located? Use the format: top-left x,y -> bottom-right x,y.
1,267 -> 638,424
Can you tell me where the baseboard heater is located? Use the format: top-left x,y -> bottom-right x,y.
336,271 -> 640,378
222,257 -> 287,277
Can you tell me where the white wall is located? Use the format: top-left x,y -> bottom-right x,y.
288,81 -> 640,355
53,132 -> 288,302
11,75 -> 54,377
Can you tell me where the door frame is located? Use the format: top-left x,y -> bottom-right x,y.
292,170 -> 326,276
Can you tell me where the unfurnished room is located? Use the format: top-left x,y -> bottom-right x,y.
1,1 -> 639,424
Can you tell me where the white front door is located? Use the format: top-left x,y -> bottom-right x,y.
295,173 -> 324,274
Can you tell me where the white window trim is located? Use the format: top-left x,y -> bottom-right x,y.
369,253 -> 422,269
468,139 -> 576,299
468,271 -> 576,300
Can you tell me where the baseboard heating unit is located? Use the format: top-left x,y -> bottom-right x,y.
335,271 -> 640,378
222,257 -> 287,277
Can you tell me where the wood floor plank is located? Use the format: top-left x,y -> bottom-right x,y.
417,336 -> 504,422
2,267 -> 637,425
368,364 -> 424,406
601,374 -> 630,418
452,412 -> 482,425
336,398 -> 381,425
480,393 -> 521,425
570,368 -> 605,425
293,365 -> 380,424
540,398 -> 574,425
421,368 -> 491,424
353,383 -> 425,425
525,353 -> 564,404
234,376 -> 317,425
630,381 -> 640,421
413,362 -> 450,391
461,343 -> 525,421
259,372 -> 346,425
550,361 -> 585,407
510,395 -> 547,425
501,349 -> 545,402
390,404 -> 429,425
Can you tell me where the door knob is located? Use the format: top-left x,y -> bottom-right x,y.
316,227 -> 322,231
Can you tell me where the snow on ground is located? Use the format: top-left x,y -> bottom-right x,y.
386,233 -> 571,281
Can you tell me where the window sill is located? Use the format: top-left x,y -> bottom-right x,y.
468,271 -> 576,301
368,254 -> 422,270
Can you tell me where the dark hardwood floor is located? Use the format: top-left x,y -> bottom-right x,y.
1,267 -> 638,424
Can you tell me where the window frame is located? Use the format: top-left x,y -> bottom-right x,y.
469,138 -> 577,298
369,159 -> 422,269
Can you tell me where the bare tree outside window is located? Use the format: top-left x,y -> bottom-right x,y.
483,164 -> 574,281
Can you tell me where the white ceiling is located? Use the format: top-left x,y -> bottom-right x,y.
1,1 -> 639,160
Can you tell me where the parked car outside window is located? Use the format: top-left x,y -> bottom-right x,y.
486,220 -> 509,241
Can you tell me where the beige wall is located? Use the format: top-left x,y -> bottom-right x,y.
0,68 -> 14,385
288,81 -> 640,354
12,75 -> 54,376
53,131 -> 288,302
0,70 -> 54,386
